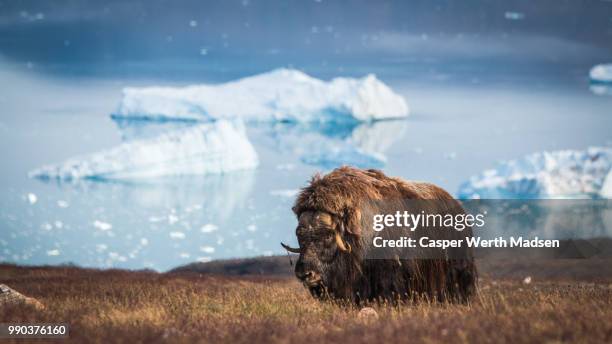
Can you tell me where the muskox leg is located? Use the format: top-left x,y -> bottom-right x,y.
446,259 -> 477,302
458,261 -> 477,301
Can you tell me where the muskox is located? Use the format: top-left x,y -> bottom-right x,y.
281,166 -> 477,304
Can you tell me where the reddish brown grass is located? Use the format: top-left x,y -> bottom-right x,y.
1,263 -> 612,343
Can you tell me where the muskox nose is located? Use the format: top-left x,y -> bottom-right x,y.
295,261 -> 320,284
296,270 -> 315,281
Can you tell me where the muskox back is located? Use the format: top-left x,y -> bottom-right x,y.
288,167 -> 477,304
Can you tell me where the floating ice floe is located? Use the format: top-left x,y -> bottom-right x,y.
93,220 -> 112,231
200,246 -> 215,253
57,200 -> 69,208
458,147 -> 612,199
169,231 -> 186,239
200,224 -> 219,233
26,193 -> 37,204
29,120 -> 258,180
504,11 -> 525,20
590,64 -> 612,83
114,68 -> 409,122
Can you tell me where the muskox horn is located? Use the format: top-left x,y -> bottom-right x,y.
335,233 -> 352,253
280,242 -> 301,253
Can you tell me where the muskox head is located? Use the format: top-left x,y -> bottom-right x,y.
281,210 -> 356,299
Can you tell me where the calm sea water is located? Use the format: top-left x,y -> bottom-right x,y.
1,60 -> 610,271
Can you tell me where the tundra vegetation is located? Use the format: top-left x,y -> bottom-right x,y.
1,258 -> 612,344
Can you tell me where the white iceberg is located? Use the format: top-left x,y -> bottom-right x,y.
114,69 -> 409,122
589,64 -> 612,83
112,118 -> 194,142
29,120 -> 258,180
458,147 -> 612,199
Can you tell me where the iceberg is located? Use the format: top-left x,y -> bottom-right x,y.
29,120 -> 258,180
114,69 -> 409,122
111,118 -> 195,142
589,64 -> 612,83
458,147 -> 612,199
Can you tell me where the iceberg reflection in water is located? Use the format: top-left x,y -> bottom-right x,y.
252,119 -> 408,169
589,84 -> 612,96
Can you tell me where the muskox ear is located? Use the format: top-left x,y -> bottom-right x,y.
342,208 -> 362,237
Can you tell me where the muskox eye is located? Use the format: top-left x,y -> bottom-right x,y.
321,232 -> 335,244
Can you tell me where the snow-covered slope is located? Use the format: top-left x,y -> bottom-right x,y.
114,69 -> 409,122
458,147 -> 612,199
590,64 -> 612,83
29,120 -> 258,180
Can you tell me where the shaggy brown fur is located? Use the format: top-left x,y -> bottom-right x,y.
290,166 -> 477,304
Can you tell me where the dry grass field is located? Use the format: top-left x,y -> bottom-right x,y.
1,259 -> 612,344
